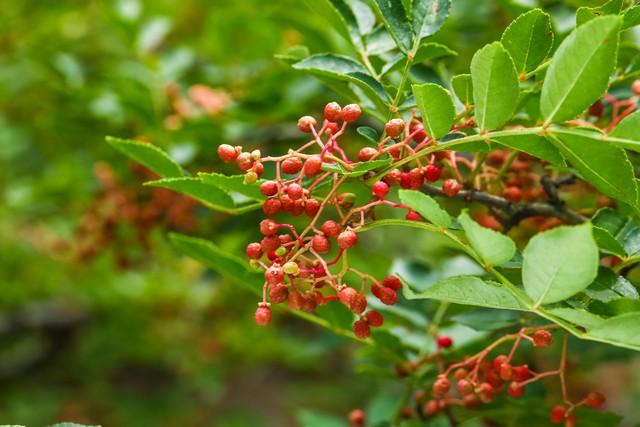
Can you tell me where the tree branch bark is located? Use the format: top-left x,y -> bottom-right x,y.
420,176 -> 586,231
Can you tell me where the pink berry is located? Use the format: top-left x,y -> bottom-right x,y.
324,102 -> 342,122
297,115 -> 317,133
259,219 -> 279,236
385,118 -> 405,138
358,147 -> 377,162
337,229 -> 358,249
437,335 -> 453,348
341,104 -> 361,122
303,155 -> 323,177
442,179 -> 461,197
321,220 -> 341,238
260,181 -> 278,196
312,234 -> 330,253
254,303 -> 272,326
423,164 -> 442,182
282,157 -> 303,174
217,144 -> 238,163
353,319 -> 370,339
372,181 -> 389,199
365,310 -> 384,327
246,242 -> 263,259
287,183 -> 303,200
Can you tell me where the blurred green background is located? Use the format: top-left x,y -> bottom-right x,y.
2,0 -> 639,426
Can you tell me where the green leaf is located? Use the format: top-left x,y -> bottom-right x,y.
553,125 -> 640,155
169,233 -> 262,291
304,0 -> 360,48
365,26 -> 396,55
398,189 -> 452,228
584,267 -> 639,303
381,42 -> 456,76
451,74 -> 473,106
198,172 -> 263,200
371,0 -> 413,53
622,5 -> 640,30
293,54 -> 388,111
522,223 -> 599,306
500,8 -> 553,74
404,276 -> 528,310
412,83 -> 455,139
146,177 -> 240,214
545,307 -> 605,330
610,110 -> 640,141
458,211 -> 516,266
540,16 -> 621,124
470,42 -> 519,131
592,225 -> 627,257
296,410 -> 347,427
351,0 -> 376,35
576,0 -> 623,26
547,131 -> 638,207
491,134 -> 563,165
274,45 -> 310,64
106,136 -> 183,178
587,312 -> 640,350
357,126 -> 379,143
412,0 -> 451,39
592,208 -> 640,256
321,157 -> 392,177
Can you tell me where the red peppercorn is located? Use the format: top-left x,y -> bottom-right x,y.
512,365 -> 530,382
432,377 -> 451,398
405,210 -> 422,221
325,121 -> 339,135
269,284 -> 289,304
381,275 -> 402,291
264,264 -> 284,285
410,122 -> 427,142
400,172 -> 411,189
358,146 -> 377,162
507,382 -> 525,398
442,179 -> 461,197
259,219 -> 279,236
324,102 -> 342,122
282,157 -> 303,174
533,329 -> 553,347
320,220 -> 340,238
348,409 -> 365,427
337,229 -> 358,249
385,118 -> 405,138
259,180 -> 278,196
457,379 -> 473,395
297,115 -> 317,133
423,164 -> 442,182
437,335 -> 453,348
287,183 -> 303,200
499,363 -> 513,381
263,198 -> 282,216
503,186 -> 522,202
372,181 -> 389,199
350,293 -> 367,314
254,303 -> 271,326
236,152 -> 253,171
245,242 -> 263,259
353,319 -> 370,339
311,234 -> 330,254
632,79 -> 640,96
304,198 -> 320,217
424,400 -> 439,416
217,144 -> 238,163
372,283 -> 398,305
383,169 -> 402,186
584,391 -> 606,408
341,104 -> 361,122
550,405 -> 566,424
365,310 -> 384,327
303,155 -> 323,177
